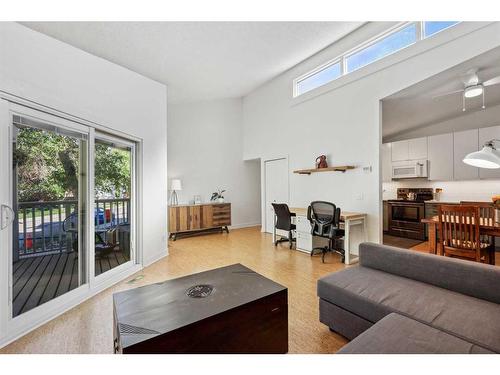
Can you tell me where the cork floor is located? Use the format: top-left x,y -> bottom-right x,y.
0,226 -> 349,354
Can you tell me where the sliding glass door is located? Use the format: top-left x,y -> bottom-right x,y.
10,112 -> 89,317
0,102 -> 138,336
93,135 -> 135,277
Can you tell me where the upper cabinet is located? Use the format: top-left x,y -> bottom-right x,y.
428,133 -> 453,181
391,140 -> 409,162
391,137 -> 427,162
385,125 -> 500,182
479,125 -> 500,179
408,137 -> 428,160
453,129 -> 479,180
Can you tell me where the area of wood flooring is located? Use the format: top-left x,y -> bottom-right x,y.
382,234 -> 424,249
0,226 -> 349,354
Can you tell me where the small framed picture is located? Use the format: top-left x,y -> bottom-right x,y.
194,195 -> 202,205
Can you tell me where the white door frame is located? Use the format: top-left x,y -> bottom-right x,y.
260,155 -> 290,233
0,95 -> 143,349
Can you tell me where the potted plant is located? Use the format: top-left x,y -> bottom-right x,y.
210,188 -> 226,203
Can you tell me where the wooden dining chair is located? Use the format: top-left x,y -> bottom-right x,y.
438,205 -> 494,264
460,201 -> 496,265
460,201 -> 496,227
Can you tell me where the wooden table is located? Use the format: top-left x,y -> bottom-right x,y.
273,207 -> 367,265
113,263 -> 288,353
423,216 -> 499,257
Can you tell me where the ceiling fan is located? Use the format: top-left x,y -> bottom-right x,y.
432,68 -> 500,111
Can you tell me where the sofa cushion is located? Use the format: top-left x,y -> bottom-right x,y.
337,313 -> 493,354
359,242 -> 500,304
318,266 -> 500,353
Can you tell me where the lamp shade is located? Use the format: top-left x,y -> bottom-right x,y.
171,179 -> 182,191
463,145 -> 500,169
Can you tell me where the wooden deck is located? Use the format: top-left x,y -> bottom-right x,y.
13,250 -> 129,317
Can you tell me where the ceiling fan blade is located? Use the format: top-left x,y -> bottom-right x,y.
432,89 -> 464,99
483,76 -> 500,86
461,69 -> 479,86
478,66 -> 500,79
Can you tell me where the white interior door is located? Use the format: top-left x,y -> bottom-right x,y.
264,158 -> 289,233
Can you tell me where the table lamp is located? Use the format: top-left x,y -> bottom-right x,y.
170,179 -> 182,206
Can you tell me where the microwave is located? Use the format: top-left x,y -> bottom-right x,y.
391,160 -> 428,179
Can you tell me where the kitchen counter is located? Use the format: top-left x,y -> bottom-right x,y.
424,200 -> 460,204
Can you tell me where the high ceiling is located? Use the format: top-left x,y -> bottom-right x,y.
20,22 -> 364,103
382,46 -> 500,140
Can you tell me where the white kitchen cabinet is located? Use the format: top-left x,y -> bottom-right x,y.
391,138 -> 427,162
454,129 -> 479,180
479,125 -> 500,179
408,137 -> 428,160
428,133 -> 453,181
391,140 -> 409,162
381,143 -> 392,182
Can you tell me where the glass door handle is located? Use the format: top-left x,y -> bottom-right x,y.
1,204 -> 15,230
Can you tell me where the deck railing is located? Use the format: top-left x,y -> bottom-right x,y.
15,198 -> 130,259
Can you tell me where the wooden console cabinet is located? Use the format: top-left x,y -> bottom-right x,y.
168,203 -> 231,240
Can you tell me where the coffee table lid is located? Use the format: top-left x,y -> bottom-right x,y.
113,263 -> 287,348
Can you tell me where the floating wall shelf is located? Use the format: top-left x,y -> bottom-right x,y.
293,166 -> 355,175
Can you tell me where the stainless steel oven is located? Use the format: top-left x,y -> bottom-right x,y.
388,201 -> 426,240
391,203 -> 423,222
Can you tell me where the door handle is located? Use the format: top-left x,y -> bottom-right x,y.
1,204 -> 15,230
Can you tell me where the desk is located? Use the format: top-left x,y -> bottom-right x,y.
423,216 -> 499,260
272,207 -> 367,265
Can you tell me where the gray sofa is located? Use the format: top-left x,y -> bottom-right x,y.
317,242 -> 500,354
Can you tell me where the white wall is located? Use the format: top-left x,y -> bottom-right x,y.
168,98 -> 261,228
0,22 -> 168,266
242,22 -> 500,242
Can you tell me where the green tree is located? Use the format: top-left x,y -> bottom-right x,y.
15,127 -> 79,202
94,143 -> 131,198
14,127 -> 131,202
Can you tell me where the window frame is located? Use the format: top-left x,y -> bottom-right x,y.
343,22 -> 417,74
422,21 -> 459,38
293,58 -> 343,97
293,21 -> 459,98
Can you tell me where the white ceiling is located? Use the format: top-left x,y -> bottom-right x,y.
382,46 -> 500,140
20,22 -> 364,103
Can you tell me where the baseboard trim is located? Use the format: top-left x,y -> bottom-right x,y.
229,222 -> 261,230
143,249 -> 168,267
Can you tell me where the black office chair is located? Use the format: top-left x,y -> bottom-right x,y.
307,201 -> 345,263
272,203 -> 296,249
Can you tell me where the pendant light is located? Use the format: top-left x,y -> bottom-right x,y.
463,140 -> 500,169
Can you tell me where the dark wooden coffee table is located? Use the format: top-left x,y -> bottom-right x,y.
113,264 -> 288,353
